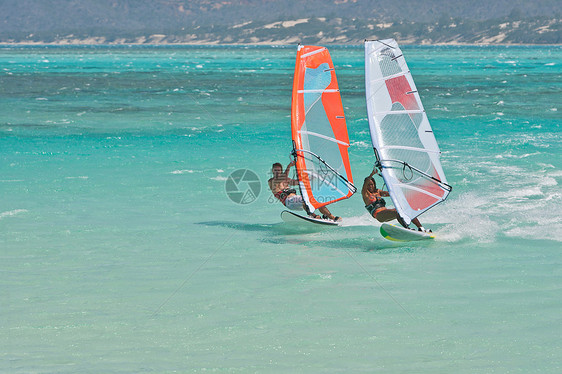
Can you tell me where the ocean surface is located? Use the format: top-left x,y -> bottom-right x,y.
1,44 -> 560,373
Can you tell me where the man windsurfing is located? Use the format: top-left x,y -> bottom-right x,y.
269,161 -> 340,222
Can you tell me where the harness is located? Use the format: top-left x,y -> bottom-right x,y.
365,197 -> 386,216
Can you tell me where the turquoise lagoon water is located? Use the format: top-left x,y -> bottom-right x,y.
1,45 -> 561,373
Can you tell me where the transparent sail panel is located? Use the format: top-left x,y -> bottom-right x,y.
292,45 -> 355,210
365,39 -> 451,223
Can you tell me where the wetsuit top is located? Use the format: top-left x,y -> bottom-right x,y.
365,197 -> 386,215
274,188 -> 297,205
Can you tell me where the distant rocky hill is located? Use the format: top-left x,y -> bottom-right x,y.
1,0 -> 560,44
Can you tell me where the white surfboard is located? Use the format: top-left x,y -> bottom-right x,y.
281,210 -> 340,226
380,223 -> 434,241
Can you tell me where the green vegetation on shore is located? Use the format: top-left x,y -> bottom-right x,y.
1,0 -> 559,45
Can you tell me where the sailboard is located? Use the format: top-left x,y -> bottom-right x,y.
281,210 -> 339,227
364,39 -> 452,237
291,45 -> 356,217
380,223 -> 434,241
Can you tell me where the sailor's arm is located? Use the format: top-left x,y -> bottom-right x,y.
283,160 -> 296,177
362,167 -> 378,194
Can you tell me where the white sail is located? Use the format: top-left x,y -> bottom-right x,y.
365,39 -> 451,224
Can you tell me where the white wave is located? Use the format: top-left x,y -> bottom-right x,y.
495,152 -> 541,159
458,165 -> 562,242
539,176 -> 558,187
505,224 -> 562,241
543,168 -> 562,177
171,169 -> 194,174
502,191 -> 562,241
432,106 -> 449,111
65,176 -> 89,180
0,209 -> 28,220
350,141 -> 369,148
507,186 -> 543,200
339,213 -> 378,227
423,192 -> 500,243
210,176 -> 228,181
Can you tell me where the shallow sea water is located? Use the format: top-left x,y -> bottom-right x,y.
1,44 -> 561,373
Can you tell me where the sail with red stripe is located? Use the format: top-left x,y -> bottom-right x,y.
365,39 -> 451,224
291,45 -> 356,212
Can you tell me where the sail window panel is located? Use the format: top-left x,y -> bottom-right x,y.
301,152 -> 349,205
384,148 -> 433,182
302,92 -> 337,140
301,124 -> 345,178
377,48 -> 403,77
303,63 -> 331,97
378,111 -> 424,150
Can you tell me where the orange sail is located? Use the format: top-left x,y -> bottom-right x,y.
291,45 -> 356,212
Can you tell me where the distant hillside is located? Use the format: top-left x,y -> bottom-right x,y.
1,0 -> 560,44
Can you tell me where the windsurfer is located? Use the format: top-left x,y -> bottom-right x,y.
362,168 -> 431,232
269,161 -> 341,221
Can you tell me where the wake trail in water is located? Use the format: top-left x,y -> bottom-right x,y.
0,209 -> 28,220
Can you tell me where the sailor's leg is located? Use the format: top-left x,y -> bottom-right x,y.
412,217 -> 422,229
319,206 -> 340,221
412,217 -> 431,232
318,206 -> 332,218
300,203 -> 321,218
373,208 -> 398,223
